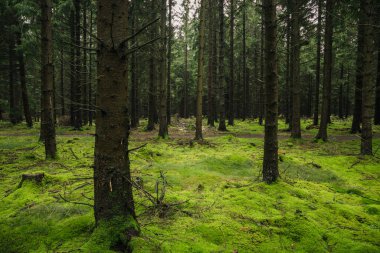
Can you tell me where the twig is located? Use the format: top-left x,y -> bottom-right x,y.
69,147 -> 79,160
128,143 -> 147,153
58,194 -> 93,207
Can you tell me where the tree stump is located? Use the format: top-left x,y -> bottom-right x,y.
18,173 -> 45,188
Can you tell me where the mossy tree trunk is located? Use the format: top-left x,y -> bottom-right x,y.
360,0 -> 376,155
94,1 -> 138,246
262,0 -> 279,184
40,0 -> 56,159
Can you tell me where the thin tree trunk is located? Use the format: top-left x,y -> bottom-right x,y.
131,1 -> 139,128
218,0 -> 227,131
167,0 -> 173,125
88,9 -> 93,126
74,0 -> 82,129
316,0 -> 334,141
313,0 -> 322,125
82,2 -> 88,126
158,0 -> 168,138
94,1 -> 139,248
351,4 -> 366,133
60,47 -> 65,116
290,0 -> 301,138
262,0 -> 279,184
259,8 -> 264,126
147,0 -> 157,131
40,0 -> 57,159
70,10 -> 75,126
195,0 -> 206,140
207,0 -> 217,126
339,64 -> 344,119
228,0 -> 235,125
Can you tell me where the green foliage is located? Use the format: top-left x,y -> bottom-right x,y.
0,119 -> 379,252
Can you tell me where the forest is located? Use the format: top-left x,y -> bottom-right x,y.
0,0 -> 379,252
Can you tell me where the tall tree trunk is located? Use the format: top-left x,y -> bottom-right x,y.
8,37 -> 21,125
351,3 -> 366,133
183,0 -> 189,118
339,64 -> 344,119
242,0 -> 248,121
262,0 -> 279,184
258,8 -> 264,126
60,47 -> 65,116
195,0 -> 206,140
130,1 -> 139,128
284,6 -> 291,125
313,0 -> 322,126
207,0 -> 216,126
94,1 -> 138,249
218,0 -> 227,131
290,0 -> 301,138
158,0 -> 168,138
147,0 -> 158,131
360,0 -> 376,155
40,0 -> 57,159
228,0 -> 235,125
374,8 -> 380,125
82,2 -> 88,126
74,0 -> 82,129
316,0 -> 334,141
70,10 -> 75,126
88,9 -> 93,126
17,33 -> 33,128
167,0 -> 173,125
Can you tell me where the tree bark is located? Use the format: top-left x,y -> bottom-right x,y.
74,0 -> 82,130
228,0 -> 235,125
313,0 -> 322,126
290,0 -> 301,138
158,0 -> 168,138
167,0 -> 173,125
40,0 -> 57,159
195,0 -> 206,140
94,0 -> 139,248
207,0 -> 217,127
82,1 -> 88,126
262,0 -> 279,184
218,0 -> 227,131
70,10 -> 75,126
316,0 -> 334,141
360,0 -> 376,155
130,0 -> 139,128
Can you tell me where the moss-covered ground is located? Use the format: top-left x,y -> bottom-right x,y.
0,118 -> 379,252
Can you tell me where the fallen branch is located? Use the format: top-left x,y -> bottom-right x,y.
58,193 -> 93,207
128,143 -> 147,153
69,147 -> 79,160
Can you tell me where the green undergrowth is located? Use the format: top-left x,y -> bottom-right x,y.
0,119 -> 379,252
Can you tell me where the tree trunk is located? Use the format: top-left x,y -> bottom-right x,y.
130,1 -> 139,128
74,0 -> 82,129
207,0 -> 216,127
351,3 -> 366,133
195,0 -> 206,140
316,0 -> 334,141
259,8 -> 265,126
158,0 -> 168,138
290,0 -> 301,138
82,2 -> 88,126
360,0 -> 376,155
9,37 -> 22,125
167,0 -> 173,125
70,10 -> 75,126
218,0 -> 227,131
262,0 -> 279,184
313,0 -> 322,126
228,0 -> 235,125
60,47 -> 65,116
16,33 -> 33,128
94,0 -> 139,249
374,9 -> 380,125
339,64 -> 344,119
40,0 -> 57,159
88,9 -> 93,126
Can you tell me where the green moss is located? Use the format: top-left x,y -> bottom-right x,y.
0,119 -> 379,252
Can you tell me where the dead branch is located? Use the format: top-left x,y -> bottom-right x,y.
58,193 -> 93,207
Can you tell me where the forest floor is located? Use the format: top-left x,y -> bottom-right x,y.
0,118 -> 379,252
